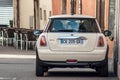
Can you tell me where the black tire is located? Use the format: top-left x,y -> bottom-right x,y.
96,57 -> 108,77
36,53 -> 44,77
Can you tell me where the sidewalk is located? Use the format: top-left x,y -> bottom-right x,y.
0,46 -> 35,59
0,46 -> 35,55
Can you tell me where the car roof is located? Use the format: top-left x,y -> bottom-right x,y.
49,15 -> 96,19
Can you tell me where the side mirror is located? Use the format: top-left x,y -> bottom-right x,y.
109,36 -> 114,41
103,30 -> 111,37
33,30 -> 43,37
103,30 -> 114,41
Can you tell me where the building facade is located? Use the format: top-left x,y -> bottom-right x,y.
52,0 -> 61,15
1,0 -> 110,31
114,0 -> 120,78
39,0 -> 52,29
0,0 -> 13,27
52,0 -> 109,31
13,0 -> 52,29
13,0 -> 110,31
19,0 -> 34,29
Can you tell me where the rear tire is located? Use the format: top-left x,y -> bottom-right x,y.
36,53 -> 44,77
96,57 -> 108,77
44,67 -> 48,72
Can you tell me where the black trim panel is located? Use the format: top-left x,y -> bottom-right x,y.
38,59 -> 107,68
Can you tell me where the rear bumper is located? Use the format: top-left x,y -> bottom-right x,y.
37,49 -> 107,61
38,59 -> 107,68
37,48 -> 108,68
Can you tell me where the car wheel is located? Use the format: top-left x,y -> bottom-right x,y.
36,53 -> 44,77
96,57 -> 108,77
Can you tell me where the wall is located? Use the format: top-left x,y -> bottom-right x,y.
52,0 -> 61,15
115,0 -> 120,78
66,0 -> 79,14
53,0 -> 96,16
104,0 -> 109,30
66,0 -> 71,14
19,0 -> 34,29
82,0 -> 96,17
17,0 -> 109,31
39,0 -> 52,29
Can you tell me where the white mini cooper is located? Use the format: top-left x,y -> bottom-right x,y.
34,15 -> 111,77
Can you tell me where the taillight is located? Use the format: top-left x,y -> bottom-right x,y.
97,36 -> 104,47
40,36 -> 47,46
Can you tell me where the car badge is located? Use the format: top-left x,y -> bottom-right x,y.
71,34 -> 74,36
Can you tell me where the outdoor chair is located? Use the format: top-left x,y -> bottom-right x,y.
19,29 -> 29,50
14,28 -> 26,49
0,27 -> 9,46
3,28 -> 15,46
24,30 -> 36,51
0,28 -> 4,46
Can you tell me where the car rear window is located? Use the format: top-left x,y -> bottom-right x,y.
48,18 -> 100,33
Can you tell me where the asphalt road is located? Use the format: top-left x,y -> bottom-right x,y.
0,58 -> 118,80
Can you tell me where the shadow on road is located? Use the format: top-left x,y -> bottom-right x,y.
44,71 -> 116,77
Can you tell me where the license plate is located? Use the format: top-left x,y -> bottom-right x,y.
60,39 -> 83,44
